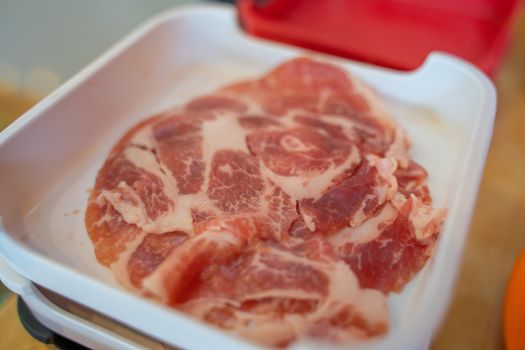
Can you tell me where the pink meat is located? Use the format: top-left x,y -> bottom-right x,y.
85,57 -> 445,347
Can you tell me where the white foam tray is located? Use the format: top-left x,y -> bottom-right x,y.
0,4 -> 495,350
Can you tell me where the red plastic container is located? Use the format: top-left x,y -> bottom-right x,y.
238,0 -> 521,76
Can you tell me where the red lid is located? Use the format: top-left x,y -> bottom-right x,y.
238,0 -> 521,76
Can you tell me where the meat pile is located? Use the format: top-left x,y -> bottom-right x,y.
85,57 -> 445,346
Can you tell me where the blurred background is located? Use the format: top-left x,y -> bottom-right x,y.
0,0 -> 200,130
0,0 -> 524,349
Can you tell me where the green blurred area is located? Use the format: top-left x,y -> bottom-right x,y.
0,284 -> 9,304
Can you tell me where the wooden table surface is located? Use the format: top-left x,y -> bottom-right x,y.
0,296 -> 49,350
431,10 -> 525,350
1,11 -> 524,350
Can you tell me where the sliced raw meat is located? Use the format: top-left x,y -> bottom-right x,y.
247,127 -> 353,177
185,94 -> 248,113
329,194 -> 445,293
299,155 -> 398,235
207,150 -> 265,213
178,237 -> 388,347
225,57 -> 397,156
395,160 -> 432,204
201,149 -> 297,240
85,199 -> 143,267
143,227 -> 246,304
153,114 -> 206,195
128,231 -> 188,289
85,57 -> 446,347
238,115 -> 282,130
93,154 -> 174,228
261,56 -> 353,92
245,116 -> 362,200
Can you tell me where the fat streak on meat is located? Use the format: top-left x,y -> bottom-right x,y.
85,57 -> 445,346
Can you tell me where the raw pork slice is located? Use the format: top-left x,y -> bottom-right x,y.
85,57 -> 445,347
